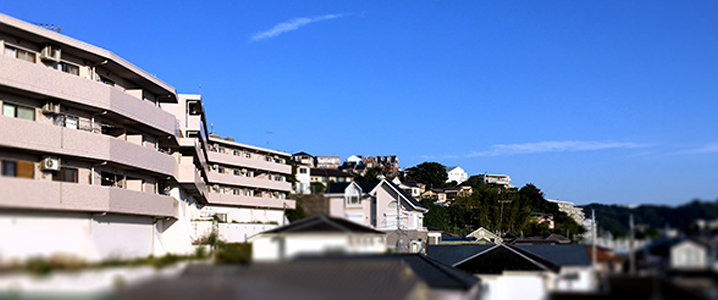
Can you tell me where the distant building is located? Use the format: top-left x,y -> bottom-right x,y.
315,155 -> 341,169
478,173 -> 511,188
309,168 -> 354,186
291,151 -> 315,167
547,199 -> 586,226
445,166 -> 468,184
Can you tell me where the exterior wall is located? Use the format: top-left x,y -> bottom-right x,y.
446,167 -> 468,184
251,233 -> 386,262
479,273 -> 549,300
554,267 -> 595,292
671,241 -> 707,269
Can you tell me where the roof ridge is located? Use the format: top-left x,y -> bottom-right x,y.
417,255 -> 474,289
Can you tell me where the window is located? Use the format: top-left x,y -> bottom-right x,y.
52,167 -> 78,183
233,169 -> 240,176
1,160 -> 32,179
60,62 -> 79,75
265,156 -> 271,162
4,46 -> 35,63
347,195 -> 360,205
187,101 -> 202,115
232,189 -> 240,195
299,168 -> 307,174
54,115 -> 78,129
233,150 -> 240,156
244,189 -> 252,197
217,166 -> 225,174
99,76 -> 115,86
275,175 -> 283,182
3,103 -> 35,121
244,152 -> 251,158
101,172 -> 125,188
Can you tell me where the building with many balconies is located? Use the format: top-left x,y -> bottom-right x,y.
0,12 -> 295,263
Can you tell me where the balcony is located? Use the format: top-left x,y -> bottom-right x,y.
0,116 -> 176,176
207,193 -> 295,210
0,177 -> 178,218
206,172 -> 292,192
177,161 -> 208,203
207,151 -> 291,175
0,55 -> 177,135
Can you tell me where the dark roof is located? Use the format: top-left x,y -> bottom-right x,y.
515,244 -> 591,266
296,254 -> 480,291
428,244 -> 589,269
384,180 -> 426,210
310,168 -> 355,177
453,244 -> 561,274
427,244 -> 495,266
261,215 -> 385,235
122,259 -> 427,300
292,151 -> 313,157
325,181 -> 381,194
551,276 -> 706,300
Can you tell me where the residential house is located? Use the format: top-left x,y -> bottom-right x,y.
293,162 -> 311,194
315,155 -> 341,169
478,173 -> 512,188
325,179 -> 429,251
466,227 -> 502,244
291,151 -> 314,167
399,181 -> 425,199
428,243 -> 596,300
638,236 -> 709,271
249,215 -> 386,262
446,166 -> 468,184
309,168 -> 354,187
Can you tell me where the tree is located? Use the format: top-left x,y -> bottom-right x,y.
405,162 -> 448,189
286,205 -> 307,222
355,167 -> 379,182
310,182 -> 325,194
420,199 -> 450,231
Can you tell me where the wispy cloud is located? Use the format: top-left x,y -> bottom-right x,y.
423,141 -> 649,159
251,13 -> 349,42
676,143 -> 718,155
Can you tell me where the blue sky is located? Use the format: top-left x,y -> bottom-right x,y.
4,1 -> 717,206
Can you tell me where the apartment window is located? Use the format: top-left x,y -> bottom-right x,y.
267,174 -> 272,181
52,167 -> 78,183
60,62 -> 79,75
233,169 -> 240,176
187,101 -> 202,115
275,175 -> 283,182
217,166 -> 225,174
265,156 -> 271,162
244,152 -> 251,158
101,172 -> 125,188
4,46 -> 35,63
233,150 -> 240,156
99,76 -> 115,86
1,160 -> 33,178
243,189 -> 252,197
347,196 -> 360,205
299,168 -> 307,174
2,103 -> 35,121
53,115 -> 78,129
232,189 -> 240,195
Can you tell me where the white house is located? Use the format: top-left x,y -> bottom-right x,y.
249,215 -> 386,262
446,166 -> 468,184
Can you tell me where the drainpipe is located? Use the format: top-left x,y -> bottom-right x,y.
91,60 -> 108,81
91,111 -> 107,133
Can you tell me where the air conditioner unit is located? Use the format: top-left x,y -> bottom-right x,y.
40,44 -> 61,62
212,184 -> 220,192
41,157 -> 61,171
42,102 -> 60,114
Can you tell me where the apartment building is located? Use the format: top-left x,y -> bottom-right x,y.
0,13 -> 295,263
478,173 -> 512,188
0,13 -> 200,262
547,199 -> 586,226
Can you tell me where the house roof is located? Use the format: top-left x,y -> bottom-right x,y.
310,168 -> 355,177
292,151 -> 313,157
325,181 -> 381,194
382,180 -> 427,211
296,254 -> 480,291
260,215 -> 385,235
428,244 -> 589,268
453,244 -> 561,274
514,244 -> 591,266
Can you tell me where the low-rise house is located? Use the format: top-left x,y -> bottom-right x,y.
325,179 -> 428,251
293,162 -> 311,194
466,227 -> 502,244
638,236 -> 709,271
249,214 -> 386,262
315,155 -> 341,169
309,168 -> 354,186
428,243 -> 596,300
399,181 -> 425,198
291,151 -> 315,167
446,166 -> 468,184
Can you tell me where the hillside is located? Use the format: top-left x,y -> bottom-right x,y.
582,199 -> 718,237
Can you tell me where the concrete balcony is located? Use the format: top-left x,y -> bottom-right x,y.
207,193 -> 295,210
207,151 -> 291,175
0,55 -> 177,136
206,172 -> 292,192
0,116 -> 176,176
179,137 -> 208,172
0,177 -> 178,218
177,162 -> 208,203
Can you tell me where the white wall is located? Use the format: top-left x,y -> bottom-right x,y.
251,234 -> 386,262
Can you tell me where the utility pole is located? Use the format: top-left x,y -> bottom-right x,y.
592,210 -> 597,267
629,214 -> 635,275
498,200 -> 512,234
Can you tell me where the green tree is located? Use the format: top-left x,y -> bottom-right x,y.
405,162 -> 448,189
286,204 -> 307,222
310,182 -> 325,194
420,199 -> 450,231
356,168 -> 380,182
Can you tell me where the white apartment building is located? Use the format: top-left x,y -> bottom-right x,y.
547,199 -> 586,226
478,173 -> 511,188
0,13 -> 294,263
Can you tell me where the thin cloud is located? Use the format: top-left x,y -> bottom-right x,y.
425,141 -> 649,159
676,143 -> 718,155
251,13 -> 349,42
